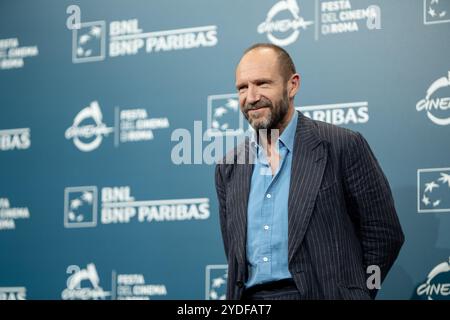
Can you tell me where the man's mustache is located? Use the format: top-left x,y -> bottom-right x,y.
243,98 -> 273,112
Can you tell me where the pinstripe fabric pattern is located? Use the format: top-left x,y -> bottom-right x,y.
215,111 -> 404,300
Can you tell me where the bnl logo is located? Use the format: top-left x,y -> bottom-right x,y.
72,21 -> 106,63
424,0 -> 450,25
205,265 -> 227,300
206,94 -> 245,137
418,168 -> 450,213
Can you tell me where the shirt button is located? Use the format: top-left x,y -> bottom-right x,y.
266,194 -> 271,199
263,257 -> 269,262
264,225 -> 269,230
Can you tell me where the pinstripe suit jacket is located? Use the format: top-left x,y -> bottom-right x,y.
215,111 -> 404,300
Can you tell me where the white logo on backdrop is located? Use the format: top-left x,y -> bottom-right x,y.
0,128 -> 30,151
417,168 -> 450,213
72,21 -> 106,63
205,265 -> 228,300
319,1 -> 381,38
62,263 -> 168,300
64,186 -> 98,228
258,0 -> 313,46
416,258 -> 450,300
424,0 -> 450,25
65,101 -> 170,151
118,108 -> 169,145
62,263 -> 111,300
65,101 -> 114,152
296,101 -> 369,126
0,197 -> 30,231
113,272 -> 167,300
0,287 -> 26,300
68,10 -> 218,64
0,38 -> 38,70
257,0 -> 381,43
64,185 -> 210,228
207,94 -> 244,137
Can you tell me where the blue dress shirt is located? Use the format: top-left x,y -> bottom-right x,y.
246,111 -> 298,288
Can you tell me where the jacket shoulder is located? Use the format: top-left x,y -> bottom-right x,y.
215,137 -> 250,177
307,116 -> 362,150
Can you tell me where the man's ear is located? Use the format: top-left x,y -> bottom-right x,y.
288,74 -> 300,99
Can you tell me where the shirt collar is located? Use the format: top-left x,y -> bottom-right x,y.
278,110 -> 298,153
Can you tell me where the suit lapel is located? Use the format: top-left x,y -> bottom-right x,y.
288,112 -> 328,264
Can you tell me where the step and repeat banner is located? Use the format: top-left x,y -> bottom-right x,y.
0,0 -> 449,300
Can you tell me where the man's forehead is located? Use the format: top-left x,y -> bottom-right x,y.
236,49 -> 280,81
236,63 -> 276,78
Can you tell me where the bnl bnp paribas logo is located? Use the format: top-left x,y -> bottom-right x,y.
0,128 -> 30,151
64,185 -> 210,228
257,0 -> 381,45
418,168 -> 450,213
62,263 -> 168,300
65,100 -> 170,152
416,258 -> 450,300
416,71 -> 450,126
424,0 -> 450,25
202,96 -> 368,149
67,5 -> 218,64
205,265 -> 228,300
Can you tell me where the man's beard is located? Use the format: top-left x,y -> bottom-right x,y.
242,92 -> 290,131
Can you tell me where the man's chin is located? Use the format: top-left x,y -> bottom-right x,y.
246,109 -> 272,130
249,119 -> 270,131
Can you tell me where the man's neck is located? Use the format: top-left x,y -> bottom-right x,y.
276,106 -> 295,137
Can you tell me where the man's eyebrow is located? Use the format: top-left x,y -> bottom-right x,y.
236,78 -> 274,89
254,78 -> 273,84
236,82 -> 246,90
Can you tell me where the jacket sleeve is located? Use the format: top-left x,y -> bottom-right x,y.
342,132 -> 405,298
215,164 -> 229,260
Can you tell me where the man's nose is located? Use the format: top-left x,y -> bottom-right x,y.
246,85 -> 260,105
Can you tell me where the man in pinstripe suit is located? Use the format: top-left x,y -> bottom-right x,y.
214,43 -> 404,300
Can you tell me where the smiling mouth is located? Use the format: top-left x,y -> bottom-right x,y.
247,106 -> 269,112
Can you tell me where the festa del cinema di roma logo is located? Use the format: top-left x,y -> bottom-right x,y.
65,100 -> 170,152
257,0 -> 314,46
416,71 -> 450,126
65,101 -> 113,152
416,257 -> 450,300
61,263 -> 168,300
257,0 -> 381,46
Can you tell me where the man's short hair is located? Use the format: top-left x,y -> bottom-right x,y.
243,43 -> 296,81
